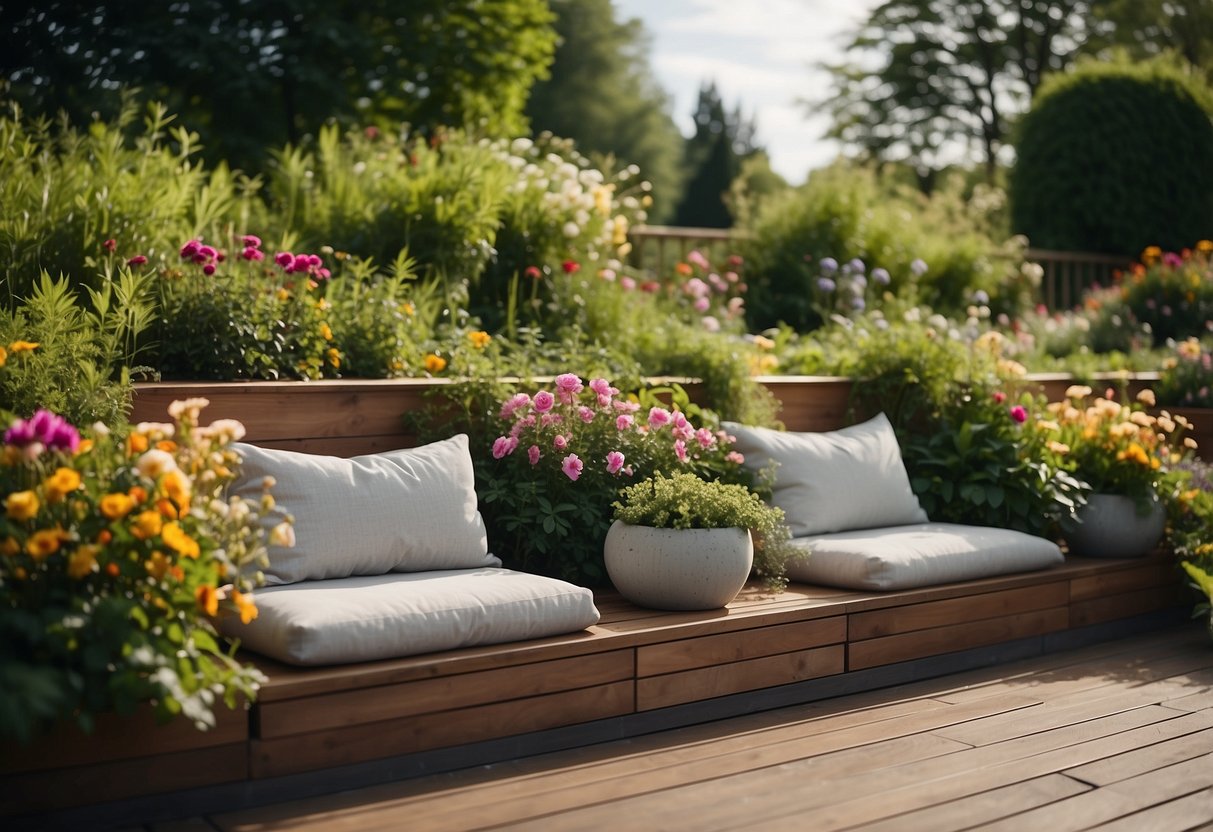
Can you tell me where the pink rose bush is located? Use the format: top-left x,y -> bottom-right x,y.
477,375 -> 752,585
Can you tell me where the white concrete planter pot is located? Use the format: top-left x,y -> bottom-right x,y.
1063,493 -> 1166,558
603,520 -> 753,610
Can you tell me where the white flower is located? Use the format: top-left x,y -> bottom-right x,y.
562,221 -> 581,238
136,448 -> 179,479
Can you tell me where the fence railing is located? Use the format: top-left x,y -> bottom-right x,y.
626,225 -> 1131,312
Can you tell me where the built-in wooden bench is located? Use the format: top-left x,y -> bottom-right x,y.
1,376 -> 1195,828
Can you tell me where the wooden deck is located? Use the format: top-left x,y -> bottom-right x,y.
185,622 -> 1213,830
4,552 -> 1194,830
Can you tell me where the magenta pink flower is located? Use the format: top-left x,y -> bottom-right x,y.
561,454 -> 583,481
274,251 -> 293,267
533,391 -> 555,413
613,399 -> 640,413
671,412 -> 694,441
674,439 -> 688,463
492,436 -> 518,459
554,434 -> 569,451
180,240 -> 202,259
540,412 -> 562,428
202,263 -> 216,276
620,276 -> 636,290
589,378 -> 617,406
693,297 -> 711,313
528,445 -> 541,465
242,234 -> 262,248
616,414 -> 634,431
725,451 -> 745,465
241,246 -> 265,261
648,407 -> 671,430
5,409 -> 80,453
103,238 -> 117,252
126,255 -> 147,267
606,451 -> 625,475
500,392 -> 531,420
1009,405 -> 1028,423
199,245 -> 217,260
555,373 -> 583,404
577,406 -> 595,424
993,391 -> 1007,404
695,427 -> 716,449
687,249 -> 710,270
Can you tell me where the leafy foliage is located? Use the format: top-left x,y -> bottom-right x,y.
1009,55 -> 1213,255
1116,243 -> 1213,345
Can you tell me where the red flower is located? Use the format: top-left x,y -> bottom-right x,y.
562,260 -> 580,275
126,255 -> 148,267
993,391 -> 1007,404
525,266 -> 543,279
103,238 -> 117,252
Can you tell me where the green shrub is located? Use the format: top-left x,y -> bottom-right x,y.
741,164 -> 1029,332
0,103 -> 255,304
1009,55 -> 1213,256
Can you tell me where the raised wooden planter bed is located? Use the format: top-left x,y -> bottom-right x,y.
6,373 -> 1194,828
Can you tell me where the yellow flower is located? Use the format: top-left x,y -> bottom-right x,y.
195,584 -> 219,617
100,492 -> 136,519
401,302 -> 415,316
0,536 -> 20,556
5,490 -> 39,521
424,353 -> 447,374
468,331 -> 491,349
0,345 -> 6,368
43,467 -> 82,503
26,527 -> 66,560
67,544 -> 100,579
8,340 -> 39,354
161,521 -> 201,558
1196,239 -> 1213,254
232,589 -> 258,624
320,322 -> 333,341
160,468 -> 192,515
326,347 -> 341,368
145,550 -> 170,580
131,510 -> 163,540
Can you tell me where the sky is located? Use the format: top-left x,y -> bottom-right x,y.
612,0 -> 881,185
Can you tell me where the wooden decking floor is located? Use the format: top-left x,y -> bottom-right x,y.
188,623 -> 1213,832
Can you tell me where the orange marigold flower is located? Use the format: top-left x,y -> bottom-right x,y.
0,536 -> 20,556
67,544 -> 100,579
127,433 -> 149,455
100,492 -> 136,519
26,527 -> 65,560
160,468 -> 192,514
8,340 -> 39,354
131,510 -> 163,540
161,521 -> 201,558
232,589 -> 258,624
5,490 -> 39,521
43,467 -> 82,503
196,584 -> 219,617
145,550 -> 170,580
155,440 -> 178,453
468,330 -> 491,349
424,353 -> 447,374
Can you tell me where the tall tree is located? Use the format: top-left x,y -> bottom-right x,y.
818,0 -> 1098,184
675,82 -> 759,228
1090,0 -> 1213,83
1,1 -> 556,171
525,0 -> 684,221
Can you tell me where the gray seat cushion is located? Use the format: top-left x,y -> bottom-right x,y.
221,568 -> 600,665
785,523 -> 1064,591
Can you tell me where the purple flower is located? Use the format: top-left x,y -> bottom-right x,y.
871,268 -> 890,285
5,409 -> 80,454
819,257 -> 838,274
972,289 -> 990,304
851,296 -> 866,312
817,277 -> 836,293
847,258 -> 865,273
910,258 -> 929,277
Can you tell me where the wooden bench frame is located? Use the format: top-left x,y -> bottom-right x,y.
1,376 -> 1196,827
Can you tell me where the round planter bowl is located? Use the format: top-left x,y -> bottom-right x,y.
603,520 -> 754,611
1063,493 -> 1166,558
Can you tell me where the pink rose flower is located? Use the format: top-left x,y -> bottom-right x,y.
616,414 -> 634,431
695,427 -> 716,449
577,406 -> 595,423
554,434 -> 569,451
606,451 -> 625,475
533,391 -> 555,413
500,392 -> 532,420
492,436 -> 518,459
555,373 -> 583,404
674,439 -> 688,463
648,407 -> 671,430
561,454 -> 583,481
725,451 -> 745,464
528,445 -> 541,465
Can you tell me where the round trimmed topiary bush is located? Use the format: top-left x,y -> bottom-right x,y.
1009,57 -> 1213,256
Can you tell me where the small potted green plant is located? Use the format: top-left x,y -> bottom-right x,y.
606,472 -> 798,610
